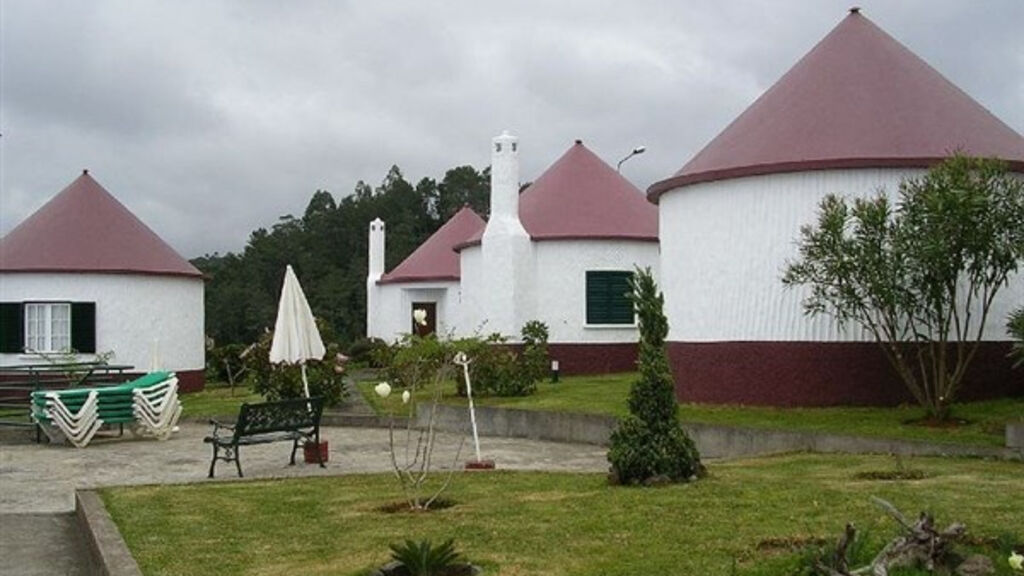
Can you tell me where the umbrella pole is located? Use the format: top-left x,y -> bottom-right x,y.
301,363 -> 313,413
301,363 -> 312,398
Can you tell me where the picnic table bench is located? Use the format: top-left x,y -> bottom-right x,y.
204,396 -> 325,478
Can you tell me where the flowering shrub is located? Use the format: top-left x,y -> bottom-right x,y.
241,320 -> 349,406
375,322 -> 549,398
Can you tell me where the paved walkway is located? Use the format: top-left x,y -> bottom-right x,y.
0,423 -> 609,514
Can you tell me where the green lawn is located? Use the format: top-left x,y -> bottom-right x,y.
102,454 -> 1024,576
358,372 -> 1022,447
180,382 -> 262,419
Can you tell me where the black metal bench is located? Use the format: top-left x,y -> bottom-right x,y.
204,397 -> 325,478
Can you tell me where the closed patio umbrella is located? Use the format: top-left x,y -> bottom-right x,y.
269,265 -> 325,398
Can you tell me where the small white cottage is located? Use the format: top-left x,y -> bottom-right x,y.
648,9 -> 1024,406
0,171 -> 206,391
367,134 -> 659,374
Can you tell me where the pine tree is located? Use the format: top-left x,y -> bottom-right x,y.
607,267 -> 702,485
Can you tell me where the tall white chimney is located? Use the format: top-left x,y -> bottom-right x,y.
483,131 -> 529,238
480,131 -> 533,337
366,218 -> 386,337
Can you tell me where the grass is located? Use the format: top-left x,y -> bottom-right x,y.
357,372 -> 1022,447
102,453 -> 1024,575
180,382 -> 262,419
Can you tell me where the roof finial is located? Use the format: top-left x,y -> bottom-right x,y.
849,6 -> 861,14
575,139 -> 583,145
82,169 -> 89,175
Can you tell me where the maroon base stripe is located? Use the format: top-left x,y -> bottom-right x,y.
667,341 -> 1021,407
547,343 -> 637,375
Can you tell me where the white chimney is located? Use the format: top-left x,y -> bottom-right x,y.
368,218 -> 386,279
366,218 -> 386,337
480,131 -> 533,337
484,131 -> 528,238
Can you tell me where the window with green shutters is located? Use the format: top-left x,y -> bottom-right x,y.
0,301 -> 96,354
585,271 -> 634,325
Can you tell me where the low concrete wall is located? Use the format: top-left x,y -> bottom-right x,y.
419,404 -> 1022,461
417,404 -> 616,446
75,490 -> 143,576
1008,422 -> 1024,449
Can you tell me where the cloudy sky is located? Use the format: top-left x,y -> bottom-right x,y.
2,1 -> 1022,258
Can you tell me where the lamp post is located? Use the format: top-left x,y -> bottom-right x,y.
617,145 -> 646,172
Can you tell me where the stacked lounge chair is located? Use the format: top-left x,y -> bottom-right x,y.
31,371 -> 180,447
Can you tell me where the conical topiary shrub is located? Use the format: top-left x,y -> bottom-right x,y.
607,267 -> 702,485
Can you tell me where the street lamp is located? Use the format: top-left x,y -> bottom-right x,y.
617,145 -> 647,172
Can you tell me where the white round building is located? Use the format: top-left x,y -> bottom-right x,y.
648,10 -> 1024,405
0,171 -> 206,391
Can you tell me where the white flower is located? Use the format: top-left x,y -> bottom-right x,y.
413,308 -> 428,327
1010,551 -> 1023,571
402,390 -> 411,404
374,382 -> 392,398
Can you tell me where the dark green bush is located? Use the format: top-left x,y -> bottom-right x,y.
240,320 -> 348,406
347,337 -> 389,367
519,320 -> 550,386
204,343 -> 248,383
377,334 -> 450,391
607,267 -> 702,485
379,322 -> 549,398
452,333 -> 526,397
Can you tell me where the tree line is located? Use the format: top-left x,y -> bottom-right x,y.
192,164 -> 491,348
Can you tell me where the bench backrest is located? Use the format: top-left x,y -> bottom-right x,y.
235,397 -> 324,439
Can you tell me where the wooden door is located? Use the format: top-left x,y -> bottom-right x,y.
411,302 -> 436,337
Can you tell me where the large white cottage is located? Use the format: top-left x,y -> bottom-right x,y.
0,171 -> 206,391
367,134 -> 658,374
648,9 -> 1024,406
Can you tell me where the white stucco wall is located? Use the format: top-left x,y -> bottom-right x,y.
369,281 -> 459,342
658,168 -> 1023,343
0,272 -> 205,371
456,246 -> 486,336
533,240 -> 659,343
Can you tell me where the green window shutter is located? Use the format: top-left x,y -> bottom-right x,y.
71,302 -> 96,353
0,303 -> 25,353
586,271 -> 634,325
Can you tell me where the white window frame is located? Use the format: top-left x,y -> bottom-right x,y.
24,302 -> 72,353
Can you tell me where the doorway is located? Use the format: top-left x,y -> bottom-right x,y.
411,302 -> 436,337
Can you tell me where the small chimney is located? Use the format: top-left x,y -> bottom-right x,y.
489,130 -> 521,223
368,218 -> 386,279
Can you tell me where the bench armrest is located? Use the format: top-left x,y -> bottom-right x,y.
208,419 -> 236,438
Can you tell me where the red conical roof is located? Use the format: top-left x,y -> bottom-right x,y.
0,172 -> 202,278
521,141 -> 657,241
459,141 -> 658,248
649,10 -> 1024,200
379,205 -> 485,284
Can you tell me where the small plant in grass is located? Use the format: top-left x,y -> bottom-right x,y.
607,267 -> 702,485
379,316 -> 465,511
381,539 -> 474,576
852,455 -> 928,481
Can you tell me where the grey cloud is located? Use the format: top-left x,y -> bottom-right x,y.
2,0 -> 1021,258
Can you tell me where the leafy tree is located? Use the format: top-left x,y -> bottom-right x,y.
607,267 -> 701,485
783,155 -> 1024,419
1009,307 -> 1024,369
195,162 -> 493,352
